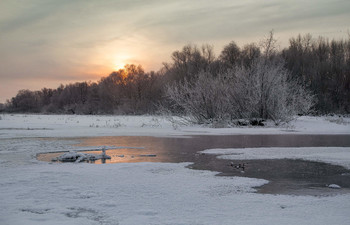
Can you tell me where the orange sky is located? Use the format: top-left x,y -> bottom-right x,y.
1,0 -> 349,103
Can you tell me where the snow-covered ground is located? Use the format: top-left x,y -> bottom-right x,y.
0,114 -> 349,138
1,114 -> 350,225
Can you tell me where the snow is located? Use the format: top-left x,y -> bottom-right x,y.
1,114 -> 350,225
52,150 -> 111,163
0,162 -> 270,225
0,114 -> 349,139
328,184 -> 342,189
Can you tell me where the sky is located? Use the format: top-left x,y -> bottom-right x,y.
0,0 -> 349,103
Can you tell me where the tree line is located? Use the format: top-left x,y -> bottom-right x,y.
3,64 -> 163,115
2,32 -> 350,124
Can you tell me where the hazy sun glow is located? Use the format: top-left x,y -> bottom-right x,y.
111,53 -> 132,71
113,62 -> 125,71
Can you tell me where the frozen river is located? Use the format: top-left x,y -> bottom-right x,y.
38,134 -> 350,195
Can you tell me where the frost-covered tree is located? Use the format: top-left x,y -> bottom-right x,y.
166,71 -> 233,123
166,58 -> 313,125
166,31 -> 313,125
232,58 -> 314,123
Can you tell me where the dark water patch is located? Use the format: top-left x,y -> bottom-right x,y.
37,134 -> 350,195
189,157 -> 350,195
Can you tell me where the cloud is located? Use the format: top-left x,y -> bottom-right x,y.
0,0 -> 349,102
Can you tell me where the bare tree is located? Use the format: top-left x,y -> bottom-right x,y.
164,44 -> 216,82
220,41 -> 241,68
283,34 -> 350,113
241,43 -> 261,67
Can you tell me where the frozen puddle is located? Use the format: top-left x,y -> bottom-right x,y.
36,135 -> 350,195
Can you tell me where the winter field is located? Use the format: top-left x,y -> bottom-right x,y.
1,114 -> 350,225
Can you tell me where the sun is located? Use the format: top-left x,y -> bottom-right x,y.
113,62 -> 125,71
112,53 -> 132,71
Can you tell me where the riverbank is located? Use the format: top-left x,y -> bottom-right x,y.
1,114 -> 349,139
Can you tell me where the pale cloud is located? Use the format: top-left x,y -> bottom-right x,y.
0,0 -> 349,102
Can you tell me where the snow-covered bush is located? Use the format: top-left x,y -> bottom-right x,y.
166,58 -> 314,125
166,71 -> 233,124
232,58 -> 314,124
